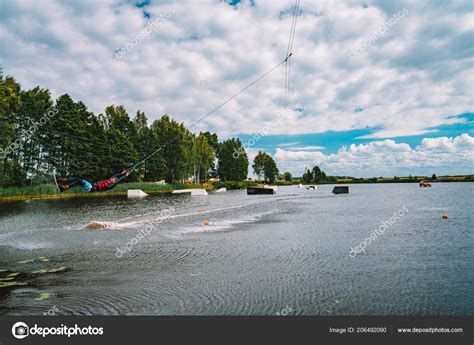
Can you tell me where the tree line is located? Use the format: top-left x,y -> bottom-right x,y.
0,73 -> 252,187
302,165 -> 337,184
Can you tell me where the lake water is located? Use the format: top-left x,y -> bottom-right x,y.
0,183 -> 473,315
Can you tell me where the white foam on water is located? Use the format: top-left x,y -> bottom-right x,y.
85,203 -> 250,230
171,210 -> 276,238
4,241 -> 50,250
79,193 -> 311,231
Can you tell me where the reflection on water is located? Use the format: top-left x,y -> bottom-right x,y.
0,183 -> 473,315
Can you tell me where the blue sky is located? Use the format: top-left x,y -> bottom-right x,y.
239,112 -> 473,154
0,0 -> 473,176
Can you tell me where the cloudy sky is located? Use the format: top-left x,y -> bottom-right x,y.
1,0 -> 473,176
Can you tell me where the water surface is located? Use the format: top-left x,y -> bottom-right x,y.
0,183 -> 472,315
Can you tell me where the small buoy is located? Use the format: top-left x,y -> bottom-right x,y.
442,214 -> 448,219
203,221 -> 209,226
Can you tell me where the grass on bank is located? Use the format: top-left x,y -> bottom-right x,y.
0,182 -> 204,201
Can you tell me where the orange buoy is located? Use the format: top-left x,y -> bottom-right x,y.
442,214 -> 448,219
203,220 -> 209,226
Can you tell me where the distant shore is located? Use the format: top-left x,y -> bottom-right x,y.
0,176 -> 472,202
315,175 -> 474,184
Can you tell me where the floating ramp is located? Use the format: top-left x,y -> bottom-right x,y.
172,189 -> 208,196
247,186 -> 276,195
332,186 -> 349,194
128,189 -> 148,198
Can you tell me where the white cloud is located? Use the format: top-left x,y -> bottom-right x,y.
0,0 -> 472,140
275,133 -> 474,176
277,142 -> 301,147
417,133 -> 474,152
287,145 -> 326,151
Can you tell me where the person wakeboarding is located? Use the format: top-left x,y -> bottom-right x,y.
57,170 -> 131,193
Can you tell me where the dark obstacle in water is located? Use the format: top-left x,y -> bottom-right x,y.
332,186 -> 349,194
247,186 -> 276,195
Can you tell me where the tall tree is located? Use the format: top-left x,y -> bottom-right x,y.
311,166 -> 323,183
202,131 -> 219,151
42,95 -> 111,179
217,138 -> 248,181
18,87 -> 53,177
253,151 -> 279,183
283,172 -> 292,181
133,111 -> 152,181
0,74 -> 23,186
103,105 -> 138,139
311,165 -> 326,183
150,115 -> 190,183
101,105 -> 139,176
262,153 -> 279,183
202,131 -> 219,178
252,151 -> 266,181
302,167 -> 313,183
190,132 -> 215,182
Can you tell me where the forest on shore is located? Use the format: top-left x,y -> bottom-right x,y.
0,73 -> 253,187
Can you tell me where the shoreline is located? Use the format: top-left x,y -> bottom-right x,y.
0,183 -> 211,202
1,179 -> 472,202
0,189 -> 177,202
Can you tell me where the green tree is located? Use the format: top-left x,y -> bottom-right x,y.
14,87 -> 53,179
42,95 -> 111,179
253,151 -> 279,183
0,74 -> 24,186
190,132 -> 215,182
133,111 -> 152,181
103,105 -> 138,139
283,172 -> 292,181
41,94 -> 78,176
202,131 -> 219,151
101,105 -> 139,177
262,154 -> 279,183
85,114 -> 109,179
252,151 -> 266,180
311,166 -> 325,183
302,167 -> 313,183
202,131 -> 219,178
150,115 -> 190,183
217,138 -> 248,181
105,129 -> 139,175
